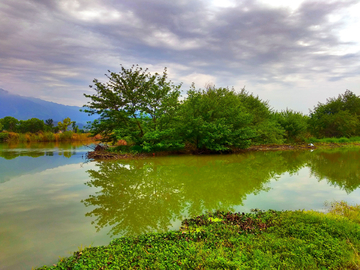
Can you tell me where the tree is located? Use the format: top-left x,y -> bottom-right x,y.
71,121 -> 79,133
83,65 -> 182,151
45,119 -> 54,131
0,122 -> 3,131
178,85 -> 255,152
0,116 -> 18,132
238,89 -> 285,144
17,118 -> 46,133
309,90 -> 360,138
273,109 -> 309,142
57,117 -> 72,132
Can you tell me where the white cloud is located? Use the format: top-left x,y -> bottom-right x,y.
0,0 -> 359,111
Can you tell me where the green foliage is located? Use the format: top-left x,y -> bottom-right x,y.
0,116 -> 18,132
252,119 -> 285,145
179,85 -> 255,152
59,131 -> 73,141
81,66 -> 360,151
17,118 -> 46,133
0,132 -> 9,142
237,89 -> 285,144
326,201 -> 360,224
45,119 -> 54,131
35,206 -> 360,270
273,109 -> 309,142
84,65 -> 182,152
71,121 -> 79,133
141,129 -> 184,152
307,136 -> 360,144
309,90 -> 360,138
0,122 -> 3,131
57,117 -> 72,132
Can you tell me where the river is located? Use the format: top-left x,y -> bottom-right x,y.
0,142 -> 360,269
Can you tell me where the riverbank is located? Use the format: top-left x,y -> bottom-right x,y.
86,141 -> 360,160
36,201 -> 360,269
0,131 -> 97,143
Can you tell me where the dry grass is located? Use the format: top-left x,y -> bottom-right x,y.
326,201 -> 360,224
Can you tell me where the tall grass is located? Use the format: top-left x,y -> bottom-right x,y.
326,201 -> 360,224
0,131 -> 93,143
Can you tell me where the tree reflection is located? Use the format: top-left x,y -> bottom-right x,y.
0,142 -> 79,159
82,151 -> 310,237
308,148 -> 360,193
0,150 -> 45,159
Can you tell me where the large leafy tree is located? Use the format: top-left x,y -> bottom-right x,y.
83,65 -> 182,151
273,109 -> 309,142
17,118 -> 46,133
309,90 -> 360,138
57,117 -> 72,132
178,85 -> 255,152
238,89 -> 285,144
0,116 -> 18,132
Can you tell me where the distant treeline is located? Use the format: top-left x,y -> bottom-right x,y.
0,117 -> 94,142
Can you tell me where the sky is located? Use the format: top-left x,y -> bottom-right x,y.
0,0 -> 359,114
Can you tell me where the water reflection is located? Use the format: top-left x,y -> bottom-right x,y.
83,151 -> 313,236
0,142 -> 90,185
308,148 -> 360,193
1,144 -> 360,270
0,141 -> 87,160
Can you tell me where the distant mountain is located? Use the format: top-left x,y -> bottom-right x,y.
0,88 -> 97,125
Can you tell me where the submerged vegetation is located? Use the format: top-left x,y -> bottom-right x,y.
83,65 -> 360,154
36,201 -> 360,269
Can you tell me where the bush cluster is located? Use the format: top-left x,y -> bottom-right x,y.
0,117 -> 90,142
84,65 -> 360,153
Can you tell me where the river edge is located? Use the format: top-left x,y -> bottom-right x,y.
86,142 -> 360,160
35,202 -> 360,269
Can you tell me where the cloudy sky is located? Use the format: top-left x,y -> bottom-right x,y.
0,0 -> 359,113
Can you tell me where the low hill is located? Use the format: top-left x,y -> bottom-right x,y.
0,88 -> 97,125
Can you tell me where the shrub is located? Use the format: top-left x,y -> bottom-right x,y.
59,131 -> 73,141
0,132 -> 9,142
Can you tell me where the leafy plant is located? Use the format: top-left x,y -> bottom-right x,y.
57,117 -> 72,132
178,85 -> 255,152
273,109 -> 309,142
35,205 -> 360,270
83,64 -> 181,148
309,90 -> 360,138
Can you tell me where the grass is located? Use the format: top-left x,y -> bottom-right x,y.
306,136 -> 360,144
35,202 -> 360,270
0,131 -> 93,142
326,201 -> 360,224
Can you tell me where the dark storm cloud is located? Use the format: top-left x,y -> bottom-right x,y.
0,0 -> 359,106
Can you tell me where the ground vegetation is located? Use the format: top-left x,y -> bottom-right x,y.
35,201 -> 360,270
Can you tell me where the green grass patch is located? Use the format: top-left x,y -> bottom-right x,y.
307,136 -> 360,144
35,204 -> 360,270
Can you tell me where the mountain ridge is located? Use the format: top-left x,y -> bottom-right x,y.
0,88 -> 97,124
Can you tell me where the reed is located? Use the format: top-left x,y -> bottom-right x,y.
0,131 -> 94,143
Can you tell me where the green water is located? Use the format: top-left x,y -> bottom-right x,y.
0,144 -> 360,269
